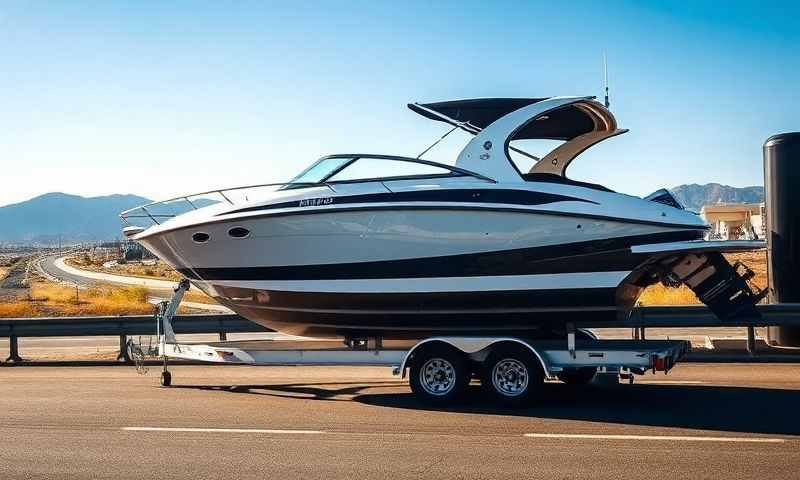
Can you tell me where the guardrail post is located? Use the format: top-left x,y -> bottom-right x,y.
746,326 -> 757,356
117,334 -> 131,363
6,335 -> 23,363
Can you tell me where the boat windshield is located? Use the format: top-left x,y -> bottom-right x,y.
289,156 -> 354,184
286,155 -> 486,187
326,157 -> 450,182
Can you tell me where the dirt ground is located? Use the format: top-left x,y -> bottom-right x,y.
0,256 -> 30,301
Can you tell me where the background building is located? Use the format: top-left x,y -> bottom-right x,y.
701,203 -> 765,240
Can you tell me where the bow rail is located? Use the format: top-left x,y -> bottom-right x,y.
119,181 -> 333,227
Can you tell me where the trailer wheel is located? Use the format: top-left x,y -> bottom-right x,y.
481,344 -> 543,407
160,371 -> 172,387
408,344 -> 469,405
556,367 -> 597,385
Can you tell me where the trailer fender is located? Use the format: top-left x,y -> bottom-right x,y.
399,337 -> 550,379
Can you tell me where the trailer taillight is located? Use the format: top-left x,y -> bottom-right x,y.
653,356 -> 667,372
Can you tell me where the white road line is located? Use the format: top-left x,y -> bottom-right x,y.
636,380 -> 706,385
122,427 -> 324,434
524,433 -> 785,443
122,427 -> 787,443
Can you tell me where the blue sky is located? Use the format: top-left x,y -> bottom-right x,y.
1,1 -> 798,206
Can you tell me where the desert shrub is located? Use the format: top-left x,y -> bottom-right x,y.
30,283 -> 80,303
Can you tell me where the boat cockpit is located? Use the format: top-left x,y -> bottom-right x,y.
290,96 -> 628,190
120,96 -> 686,231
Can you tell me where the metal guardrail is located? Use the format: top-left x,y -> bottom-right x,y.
0,314 -> 270,363
619,303 -> 800,328
2,304 -> 799,363
0,314 -> 267,338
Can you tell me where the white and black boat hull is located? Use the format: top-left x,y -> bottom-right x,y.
137,208 -> 710,338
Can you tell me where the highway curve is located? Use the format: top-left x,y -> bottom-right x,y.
35,254 -> 230,312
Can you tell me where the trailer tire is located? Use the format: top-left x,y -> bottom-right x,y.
556,367 -> 597,385
408,344 -> 469,405
481,344 -> 543,407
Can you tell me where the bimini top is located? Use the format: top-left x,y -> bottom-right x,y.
410,98 -> 597,141
409,96 -> 628,182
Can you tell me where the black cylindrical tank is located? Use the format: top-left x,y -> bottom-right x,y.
764,133 -> 800,347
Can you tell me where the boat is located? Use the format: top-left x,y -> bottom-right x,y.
120,96 -> 766,339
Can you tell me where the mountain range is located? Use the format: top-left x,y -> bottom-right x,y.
0,193 -> 151,244
0,184 -> 765,244
668,183 -> 764,212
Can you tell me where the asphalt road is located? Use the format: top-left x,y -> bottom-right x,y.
1,363 -> 799,479
37,254 -> 94,287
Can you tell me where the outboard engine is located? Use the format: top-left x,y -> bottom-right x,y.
664,252 -> 763,321
764,133 -> 800,347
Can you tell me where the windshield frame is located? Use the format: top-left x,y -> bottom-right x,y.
287,154 -> 497,187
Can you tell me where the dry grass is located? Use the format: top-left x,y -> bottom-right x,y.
638,284 -> 700,305
638,251 -> 768,306
180,288 -> 218,305
116,262 -> 183,281
0,281 -> 155,317
66,255 -> 183,282
0,302 -> 38,317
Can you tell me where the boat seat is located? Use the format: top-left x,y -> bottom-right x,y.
520,173 -> 614,193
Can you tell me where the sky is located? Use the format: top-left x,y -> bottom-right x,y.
1,0 -> 798,207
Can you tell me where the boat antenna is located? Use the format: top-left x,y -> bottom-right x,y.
416,125 -> 459,159
603,52 -> 610,109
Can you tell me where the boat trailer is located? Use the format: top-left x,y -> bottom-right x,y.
129,280 -> 691,406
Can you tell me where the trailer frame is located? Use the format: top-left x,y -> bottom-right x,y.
144,280 -> 690,404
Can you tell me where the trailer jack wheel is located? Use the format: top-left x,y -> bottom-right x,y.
160,371 -> 172,387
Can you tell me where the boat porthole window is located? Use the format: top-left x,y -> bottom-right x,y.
192,232 -> 210,244
228,227 -> 251,239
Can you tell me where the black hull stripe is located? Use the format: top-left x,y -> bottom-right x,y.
222,189 -> 597,216
202,205 -> 711,233
216,289 -> 623,336
216,287 -> 619,311
178,230 -> 701,281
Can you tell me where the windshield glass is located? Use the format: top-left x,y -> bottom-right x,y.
288,157 -> 353,184
288,156 -> 458,186
327,157 -> 450,182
